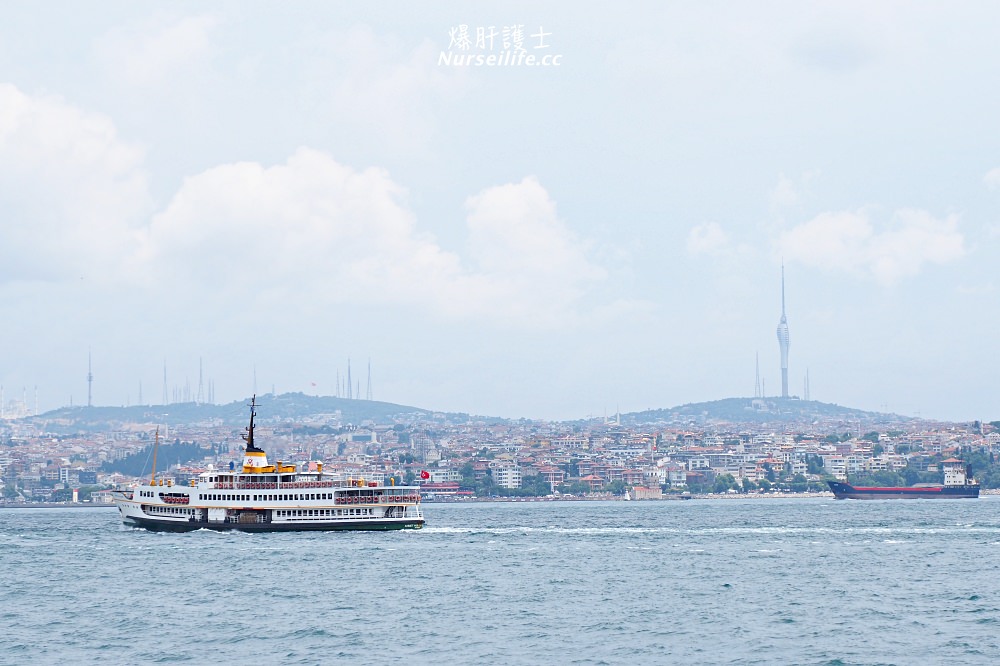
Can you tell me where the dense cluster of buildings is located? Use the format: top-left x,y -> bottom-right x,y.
1,400 -> 996,503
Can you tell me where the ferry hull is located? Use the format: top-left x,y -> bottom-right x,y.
121,513 -> 423,532
827,480 -> 979,500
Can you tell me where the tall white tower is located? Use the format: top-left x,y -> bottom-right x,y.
776,264 -> 790,398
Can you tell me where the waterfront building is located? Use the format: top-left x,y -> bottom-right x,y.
492,464 -> 522,489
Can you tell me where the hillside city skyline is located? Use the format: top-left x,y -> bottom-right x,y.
4,385 -> 998,507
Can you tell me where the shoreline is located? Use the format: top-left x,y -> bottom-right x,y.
3,494 -> 831,508
7,488 -> 996,508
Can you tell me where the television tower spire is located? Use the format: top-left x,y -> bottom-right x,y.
776,262 -> 791,398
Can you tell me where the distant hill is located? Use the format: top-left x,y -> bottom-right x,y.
17,393 -> 929,433
32,392 -> 434,432
622,397 -> 912,427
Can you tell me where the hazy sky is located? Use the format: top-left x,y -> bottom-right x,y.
1,2 -> 999,421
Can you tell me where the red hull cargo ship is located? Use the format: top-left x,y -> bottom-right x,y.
828,458 -> 979,500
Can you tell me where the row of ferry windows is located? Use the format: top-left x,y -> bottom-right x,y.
146,507 -> 366,517
277,509 -> 372,517
200,493 -> 334,502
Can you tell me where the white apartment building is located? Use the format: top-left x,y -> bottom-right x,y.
822,455 -> 846,479
430,468 -> 462,483
492,465 -> 522,489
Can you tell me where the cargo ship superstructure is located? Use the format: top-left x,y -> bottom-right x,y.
828,458 -> 979,500
112,396 -> 424,531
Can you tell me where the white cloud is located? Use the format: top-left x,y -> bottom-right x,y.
770,173 -> 799,209
138,153 -> 605,325
96,14 -> 219,84
686,222 -> 730,256
0,83 -> 149,283
984,167 -> 1000,189
465,177 -> 607,321
769,171 -> 820,214
777,208 -> 965,286
139,147 -> 462,300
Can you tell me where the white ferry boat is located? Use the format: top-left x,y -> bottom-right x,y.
112,397 -> 424,532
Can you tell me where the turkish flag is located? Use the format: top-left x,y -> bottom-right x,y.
420,470 -> 430,479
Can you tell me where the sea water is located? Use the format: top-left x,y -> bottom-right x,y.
3,498 -> 1000,665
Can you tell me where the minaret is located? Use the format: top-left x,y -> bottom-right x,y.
87,352 -> 93,408
776,264 -> 790,398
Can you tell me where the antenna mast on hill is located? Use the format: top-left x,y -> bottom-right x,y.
87,351 -> 93,408
366,359 -> 372,401
197,357 -> 204,404
347,358 -> 353,400
754,352 -> 761,399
